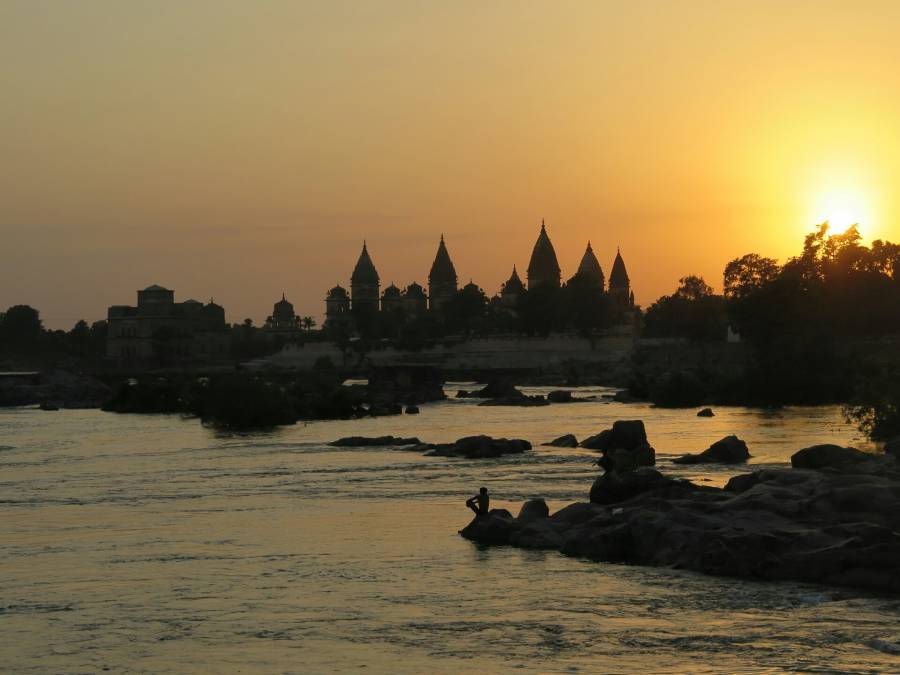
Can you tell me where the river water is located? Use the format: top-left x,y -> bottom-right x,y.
2,385 -> 899,673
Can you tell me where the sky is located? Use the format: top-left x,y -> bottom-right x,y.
2,0 -> 900,329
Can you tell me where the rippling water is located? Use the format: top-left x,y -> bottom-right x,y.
3,386 -> 899,673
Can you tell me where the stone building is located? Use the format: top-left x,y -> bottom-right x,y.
324,285 -> 351,329
608,248 -> 635,312
573,241 -> 605,289
428,235 -> 458,311
106,284 -> 229,365
526,220 -> 562,289
263,294 -> 301,341
350,242 -> 380,314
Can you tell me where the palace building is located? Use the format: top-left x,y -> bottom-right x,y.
324,220 -> 634,328
106,285 -> 230,365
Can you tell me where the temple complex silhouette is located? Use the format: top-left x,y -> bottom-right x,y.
324,220 -> 634,328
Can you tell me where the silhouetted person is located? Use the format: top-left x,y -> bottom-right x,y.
466,487 -> 490,516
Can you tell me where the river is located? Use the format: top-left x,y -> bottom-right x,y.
2,385 -> 899,673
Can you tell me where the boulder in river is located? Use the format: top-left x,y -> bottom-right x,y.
547,390 -> 573,403
697,408 -> 715,417
544,434 -> 578,448
673,435 -> 750,465
329,436 -> 423,447
581,420 -> 647,451
517,499 -> 550,522
581,420 -> 655,472
426,435 -> 531,459
405,405 -> 420,414
790,444 -> 874,470
461,453 -> 900,594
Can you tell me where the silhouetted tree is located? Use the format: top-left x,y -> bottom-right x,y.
0,305 -> 43,350
643,276 -> 726,341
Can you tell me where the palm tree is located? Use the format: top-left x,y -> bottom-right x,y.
301,316 -> 316,332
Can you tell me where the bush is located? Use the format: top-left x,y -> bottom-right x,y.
192,376 -> 297,429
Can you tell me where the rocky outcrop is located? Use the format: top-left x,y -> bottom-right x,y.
329,436 -> 423,447
544,434 -> 578,448
580,420 -> 655,472
0,370 -> 111,409
673,435 -> 750,465
461,447 -> 900,593
697,407 -> 715,417
426,435 -> 531,459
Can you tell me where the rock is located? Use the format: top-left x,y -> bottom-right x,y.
405,405 -> 420,414
547,390 -> 573,403
600,443 -> 656,472
544,434 -> 578,448
458,380 -> 524,399
329,435 -> 423,447
590,467 -> 691,505
884,437 -> 900,459
697,408 -> 715,417
791,444 -> 873,470
368,402 -> 403,416
462,456 -> 900,594
517,499 -> 550,522
427,435 -> 531,459
581,420 -> 647,451
478,395 -> 549,407
673,435 -> 750,465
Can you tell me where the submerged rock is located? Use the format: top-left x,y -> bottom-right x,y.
427,435 -> 531,459
673,435 -> 750,465
461,453 -> 900,593
329,436 -> 423,447
544,434 -> 578,448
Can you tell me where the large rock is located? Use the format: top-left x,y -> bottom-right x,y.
427,435 -> 531,459
697,408 -> 715,417
544,434 -> 578,448
673,435 -> 750,465
600,444 -> 656,472
459,380 -> 524,399
581,420 -> 647,451
791,444 -> 873,470
547,390 -> 574,403
462,454 -> 900,594
517,499 -> 550,522
330,435 -> 422,447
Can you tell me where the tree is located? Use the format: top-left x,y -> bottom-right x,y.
0,305 -> 43,350
643,276 -> 726,341
301,316 -> 316,332
723,254 -> 780,300
562,273 -> 612,340
444,284 -> 488,336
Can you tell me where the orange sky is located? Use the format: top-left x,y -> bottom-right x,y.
2,1 -> 900,328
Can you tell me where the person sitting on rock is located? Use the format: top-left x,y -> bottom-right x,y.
466,487 -> 490,516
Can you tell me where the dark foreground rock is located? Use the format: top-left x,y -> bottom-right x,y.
791,444 -> 873,469
329,436 -> 423,447
544,434 -> 578,448
697,407 -> 715,417
461,445 -> 900,593
427,435 -> 531,459
581,420 -> 655,471
673,435 -> 750,465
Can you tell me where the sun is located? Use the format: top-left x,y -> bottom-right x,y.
804,176 -> 877,240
